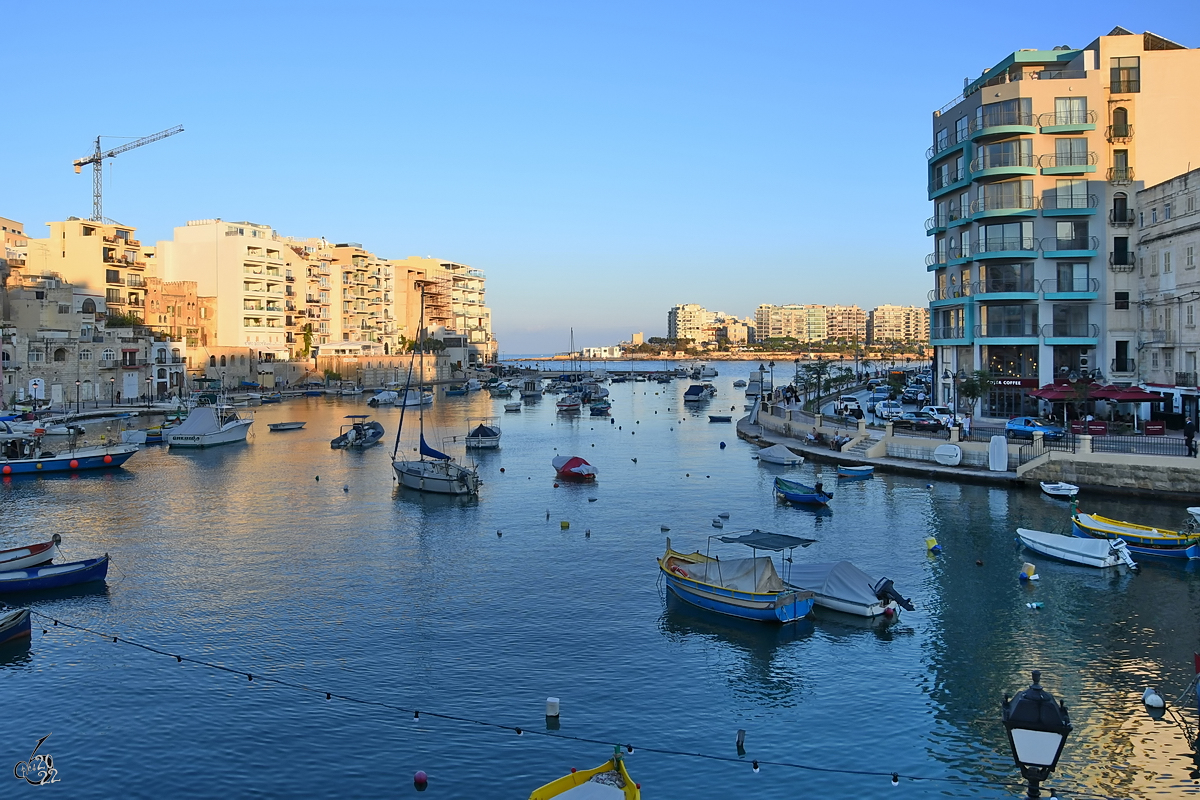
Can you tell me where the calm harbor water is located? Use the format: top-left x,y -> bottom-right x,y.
2,364 -> 1198,798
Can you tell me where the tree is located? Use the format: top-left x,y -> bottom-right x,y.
300,324 -> 314,358
800,358 -> 834,406
956,370 -> 995,418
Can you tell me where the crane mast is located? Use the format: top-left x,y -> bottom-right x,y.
73,125 -> 183,222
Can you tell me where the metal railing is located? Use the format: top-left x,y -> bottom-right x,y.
974,238 -> 1038,255
1109,209 -> 1136,225
972,278 -> 1036,295
929,169 -> 966,192
961,424 -> 1008,443
1105,124 -> 1133,142
974,323 -> 1039,338
1041,323 -> 1099,338
1045,236 -> 1099,252
1044,277 -> 1099,293
926,130 -> 968,159
1042,194 -> 1098,211
1110,358 -> 1136,373
1092,435 -> 1187,457
1110,80 -> 1140,94
925,252 -> 949,267
1037,109 -> 1097,127
929,286 -> 969,301
1017,433 -> 1077,465
125,277 -> 145,287
931,325 -> 966,340
1107,167 -> 1135,184
892,424 -> 951,440
969,110 -> 1036,135
970,152 -> 1036,172
1109,252 -> 1136,271
925,214 -> 948,231
1176,372 -> 1196,387
970,195 -> 1040,215
1038,151 -> 1098,168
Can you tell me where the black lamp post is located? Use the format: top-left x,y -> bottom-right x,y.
109,377 -> 115,408
146,376 -> 152,408
75,380 -> 81,413
768,360 -> 774,394
1002,670 -> 1073,799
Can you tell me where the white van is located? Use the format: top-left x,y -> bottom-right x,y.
834,396 -> 862,418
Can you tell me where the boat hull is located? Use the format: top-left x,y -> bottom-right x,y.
661,568 -> 814,624
1040,481 -> 1078,498
166,420 -> 253,448
393,459 -> 480,495
1018,528 -> 1126,568
1072,515 -> 1200,559
0,445 -> 138,475
529,756 -> 640,800
0,555 -> 110,593
0,608 -> 31,645
837,466 -> 874,478
268,422 -> 306,431
0,540 -> 60,571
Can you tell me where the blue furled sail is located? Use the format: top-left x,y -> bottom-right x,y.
420,435 -> 451,460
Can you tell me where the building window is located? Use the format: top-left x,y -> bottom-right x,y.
1151,208 -> 1158,224
1152,350 -> 1159,369
101,349 -> 115,361
1188,305 -> 1195,327
1165,202 -> 1172,220
80,350 -> 92,360
220,355 -> 226,366
81,298 -> 96,313
28,351 -> 44,363
1053,97 -> 1088,126
209,356 -> 216,367
1151,253 -> 1158,275
1114,292 -> 1130,310
1164,252 -> 1172,273
57,304 -> 70,315
954,116 -> 968,142
1188,246 -> 1196,269
1111,107 -> 1130,138
1165,350 -> 1174,371
1111,56 -> 1140,93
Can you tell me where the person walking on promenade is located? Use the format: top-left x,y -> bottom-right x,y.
1186,417 -> 1196,457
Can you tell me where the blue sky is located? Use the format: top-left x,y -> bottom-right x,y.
3,2 -> 1197,353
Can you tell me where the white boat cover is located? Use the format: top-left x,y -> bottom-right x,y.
757,444 -> 801,463
787,561 -> 879,607
168,407 -> 224,436
676,556 -> 783,593
370,390 -> 398,404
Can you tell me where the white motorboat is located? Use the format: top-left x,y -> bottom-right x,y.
7,420 -> 84,436
1189,507 -> 1200,526
367,390 -> 399,406
465,378 -> 483,392
399,388 -> 434,407
166,405 -> 252,448
268,421 -> 306,431
465,418 -> 501,449
519,377 -> 543,398
1017,528 -> 1138,569
1040,481 -> 1079,499
787,561 -> 914,618
556,395 -> 582,413
755,444 -> 803,465
504,402 -> 522,412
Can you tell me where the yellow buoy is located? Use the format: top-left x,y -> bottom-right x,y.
560,521 -> 569,529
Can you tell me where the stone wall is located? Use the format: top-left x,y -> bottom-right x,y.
1021,451 -> 1200,496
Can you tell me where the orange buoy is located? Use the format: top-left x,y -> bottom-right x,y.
103,455 -> 113,464
70,460 -> 79,469
2,465 -> 10,474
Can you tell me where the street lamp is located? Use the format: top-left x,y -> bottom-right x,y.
1002,670 -> 1073,799
768,361 -> 775,394
146,376 -> 153,408
110,376 -> 115,408
75,380 -> 81,413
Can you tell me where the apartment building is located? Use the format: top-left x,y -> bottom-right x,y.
327,243 -> 395,354
390,256 -> 497,366
824,305 -> 867,343
143,277 -> 215,348
868,305 -> 930,343
754,304 -> 827,342
26,218 -> 150,321
926,27 -> 1200,418
667,303 -> 713,342
1135,168 -> 1200,416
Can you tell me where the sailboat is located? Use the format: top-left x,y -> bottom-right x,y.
391,294 -> 481,496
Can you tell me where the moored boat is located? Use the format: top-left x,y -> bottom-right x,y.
774,476 -> 833,505
556,394 -> 582,413
1017,527 -> 1138,569
1,430 -> 138,475
444,385 -> 467,397
165,405 -> 252,448
1072,512 -> 1200,559
837,465 -> 874,478
787,560 -> 914,618
267,421 -> 306,431
658,531 -> 817,624
0,555 -> 110,594
755,444 -> 803,465
529,749 -> 640,799
0,535 -> 61,572
553,455 -> 597,482
708,415 -> 732,423
331,415 -> 385,449
1040,481 -> 1079,499
465,418 -> 501,448
733,379 -> 747,388
367,390 -> 399,407
0,608 -> 32,645
504,402 -> 522,412
589,399 -> 612,416
259,393 -> 283,404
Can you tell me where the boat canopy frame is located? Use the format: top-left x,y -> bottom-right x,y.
701,528 -> 819,590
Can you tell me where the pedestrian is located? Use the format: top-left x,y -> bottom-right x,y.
961,414 -> 971,437
1186,417 -> 1196,457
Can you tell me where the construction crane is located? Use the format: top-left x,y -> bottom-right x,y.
73,125 -> 184,222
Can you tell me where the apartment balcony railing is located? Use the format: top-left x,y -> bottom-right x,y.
929,169 -> 966,192
1109,252 -> 1136,272
1105,124 -> 1133,143
1043,277 -> 1099,294
103,235 -> 120,243
970,152 -> 1037,172
1038,151 -> 1098,169
127,298 -> 144,307
1109,209 -> 1136,226
1041,193 -> 1098,212
1111,80 -> 1139,94
1107,167 -> 1135,185
1036,109 -> 1097,128
969,195 -> 1040,215
1041,323 -> 1099,339
973,238 -> 1039,255
1111,358 -> 1136,374
972,278 -> 1036,295
925,252 -> 949,268
127,239 -> 141,247
126,277 -> 145,287
1044,236 -> 1099,252
1148,329 -> 1167,343
969,110 -> 1036,136
926,132 -> 967,160
974,322 -> 1039,338
1176,372 -> 1197,387
107,295 -> 126,305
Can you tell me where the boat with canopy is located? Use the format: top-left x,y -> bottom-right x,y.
331,415 -> 385,449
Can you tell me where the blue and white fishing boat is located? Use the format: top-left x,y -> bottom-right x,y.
0,607 -> 31,645
1072,511 -> 1200,560
0,428 -> 138,476
0,555 -> 110,594
836,465 -> 874,479
774,476 -> 833,506
659,531 -> 817,624
444,385 -> 467,397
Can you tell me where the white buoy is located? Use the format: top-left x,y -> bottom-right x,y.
1142,688 -> 1165,708
546,697 -> 560,717
661,525 -> 670,531
718,512 -> 730,519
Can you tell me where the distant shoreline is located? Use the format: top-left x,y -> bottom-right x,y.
502,352 -> 927,363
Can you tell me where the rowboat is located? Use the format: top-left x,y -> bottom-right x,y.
259,393 -> 283,404
268,421 -> 306,432
1072,512 -> 1200,559
553,456 -> 597,482
0,535 -> 61,572
755,444 -> 802,465
774,476 -> 832,506
529,750 -> 640,799
837,465 -> 874,479
1017,528 -> 1138,569
787,561 -> 914,618
504,402 -> 522,412
0,608 -> 31,645
658,532 -> 816,624
0,555 -> 110,594
331,416 -> 385,449
708,415 -> 732,423
1040,481 -> 1079,499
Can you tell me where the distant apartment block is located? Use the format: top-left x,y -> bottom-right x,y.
26,218 -> 150,320
668,304 -> 752,345
926,27 -> 1200,417
823,305 -> 867,343
754,304 -> 825,342
868,305 -> 930,343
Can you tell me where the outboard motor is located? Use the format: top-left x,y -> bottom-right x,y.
873,578 -> 915,612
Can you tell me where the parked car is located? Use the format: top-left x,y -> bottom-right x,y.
892,411 -> 945,431
867,390 -> 891,412
920,405 -> 956,426
900,387 -> 921,403
876,400 -> 904,420
833,396 -> 863,418
1005,417 -> 1066,440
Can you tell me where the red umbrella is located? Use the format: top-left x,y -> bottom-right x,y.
1089,384 -> 1125,400
1110,387 -> 1168,403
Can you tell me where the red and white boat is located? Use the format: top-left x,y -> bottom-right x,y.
553,455 -> 598,482
0,534 -> 61,572
555,394 -> 582,413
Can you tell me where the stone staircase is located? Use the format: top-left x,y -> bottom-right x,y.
844,436 -> 877,457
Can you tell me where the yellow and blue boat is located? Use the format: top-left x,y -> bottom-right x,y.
1072,511 -> 1200,560
529,749 -> 640,799
658,531 -> 816,624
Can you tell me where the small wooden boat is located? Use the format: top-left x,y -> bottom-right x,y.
0,555 -> 110,594
1017,528 -> 1138,569
755,444 -> 803,465
0,607 -> 32,645
529,750 -> 640,799
787,561 -> 914,618
774,476 -> 832,506
504,402 -> 522,412
259,393 -> 283,404
708,415 -> 732,423
589,399 -> 612,416
0,535 -> 61,572
304,390 -> 324,397
330,415 -> 385,449
1072,512 -> 1200,559
837,465 -> 874,479
268,421 -> 306,432
553,455 -> 597,482
658,532 -> 816,624
1040,481 -> 1078,499
444,385 -> 467,396
1,430 -> 139,474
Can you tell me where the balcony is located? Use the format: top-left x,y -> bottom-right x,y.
1039,151 -> 1097,175
970,194 -> 1040,220
1109,209 -> 1136,226
1036,109 -> 1097,133
1042,194 -> 1098,217
1111,80 -> 1139,94
127,239 -> 141,247
973,238 -> 1038,260
127,261 -> 146,270
126,277 -> 145,288
974,322 -> 1039,339
1042,236 -> 1099,258
1105,124 -> 1133,143
1111,358 -> 1136,374
970,151 -> 1037,179
969,110 -> 1037,140
925,251 -> 949,269
107,294 -> 126,306
1176,372 -> 1197,387
1041,323 -> 1100,343
1109,252 -> 1136,272
972,278 -> 1037,299
929,168 -> 970,199
1107,167 -> 1135,185
1042,277 -> 1100,299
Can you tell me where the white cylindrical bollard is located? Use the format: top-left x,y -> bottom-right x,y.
545,697 -> 560,718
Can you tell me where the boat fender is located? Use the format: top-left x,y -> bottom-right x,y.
671,565 -> 688,578
1142,688 -> 1165,708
